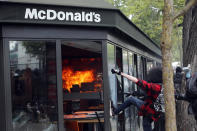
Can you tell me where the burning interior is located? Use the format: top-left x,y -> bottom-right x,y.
62,58 -> 102,94
61,41 -> 104,131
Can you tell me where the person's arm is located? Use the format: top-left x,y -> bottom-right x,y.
111,69 -> 160,93
136,79 -> 161,93
121,72 -> 160,95
175,93 -> 189,101
120,72 -> 138,83
111,68 -> 138,83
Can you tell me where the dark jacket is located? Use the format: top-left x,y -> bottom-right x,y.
174,72 -> 183,84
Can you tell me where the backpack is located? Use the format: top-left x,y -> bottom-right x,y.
153,85 -> 165,113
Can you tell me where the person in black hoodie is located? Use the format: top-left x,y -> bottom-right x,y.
174,66 -> 183,94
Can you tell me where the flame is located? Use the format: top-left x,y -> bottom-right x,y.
62,67 -> 95,93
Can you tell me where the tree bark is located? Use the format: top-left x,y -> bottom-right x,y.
191,55 -> 197,72
179,5 -> 197,130
182,0 -> 197,67
161,0 -> 197,130
161,0 -> 177,131
182,0 -> 193,67
176,75 -> 197,131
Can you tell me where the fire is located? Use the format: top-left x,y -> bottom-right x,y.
62,67 -> 95,93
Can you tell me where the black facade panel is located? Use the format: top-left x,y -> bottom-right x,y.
0,25 -> 2,37
0,39 -> 6,131
115,13 -> 161,56
56,40 -> 64,131
0,2 -> 161,57
2,24 -> 108,40
2,0 -> 116,10
0,3 -> 116,27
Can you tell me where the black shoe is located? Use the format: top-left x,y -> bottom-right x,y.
112,107 -> 116,116
110,101 -> 116,116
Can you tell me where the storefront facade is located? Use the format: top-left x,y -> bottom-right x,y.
0,1 -> 162,131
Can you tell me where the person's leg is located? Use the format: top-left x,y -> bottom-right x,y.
113,96 -> 145,114
143,117 -> 153,131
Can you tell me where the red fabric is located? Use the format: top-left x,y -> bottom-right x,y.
136,79 -> 162,121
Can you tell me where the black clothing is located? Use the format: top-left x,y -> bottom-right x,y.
174,72 -> 183,88
174,72 -> 183,84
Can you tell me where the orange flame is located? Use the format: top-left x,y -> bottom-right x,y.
62,67 -> 95,93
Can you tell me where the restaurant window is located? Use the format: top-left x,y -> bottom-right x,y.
122,50 -> 130,131
116,47 -> 123,104
138,55 -> 147,80
116,47 -> 124,131
135,54 -> 143,129
141,57 -> 147,80
128,52 -> 138,130
133,54 -> 138,91
147,59 -> 154,72
107,43 -> 117,131
9,41 -> 58,131
156,62 -> 162,67
62,41 -> 104,131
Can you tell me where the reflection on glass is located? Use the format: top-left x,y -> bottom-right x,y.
156,62 -> 162,67
133,54 -> 138,91
141,57 -> 147,80
9,41 -> 58,131
107,43 -> 117,131
137,55 -> 143,79
123,50 -> 130,131
115,47 -> 124,131
62,41 -> 104,131
128,52 -> 139,130
134,54 -> 142,129
123,50 -> 129,93
128,52 -> 134,91
147,59 -> 154,72
116,47 -> 123,103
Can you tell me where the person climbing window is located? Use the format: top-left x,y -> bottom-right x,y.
111,67 -> 164,131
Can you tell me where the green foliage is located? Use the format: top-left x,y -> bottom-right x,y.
107,0 -> 164,45
171,27 -> 183,62
106,0 -> 184,47
106,0 -> 184,62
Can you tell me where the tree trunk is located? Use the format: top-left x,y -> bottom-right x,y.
191,55 -> 197,72
182,0 -> 193,67
161,0 -> 177,131
176,75 -> 197,131
180,2 -> 197,129
182,0 -> 197,67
